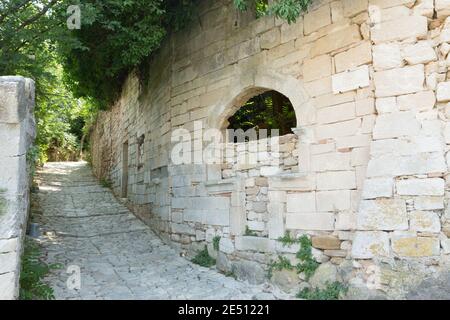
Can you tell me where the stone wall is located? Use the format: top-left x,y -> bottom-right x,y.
0,76 -> 36,300
90,0 -> 450,298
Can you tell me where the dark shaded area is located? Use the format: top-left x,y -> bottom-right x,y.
227,90 -> 297,137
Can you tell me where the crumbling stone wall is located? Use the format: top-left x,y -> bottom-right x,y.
91,0 -> 450,298
0,76 -> 36,299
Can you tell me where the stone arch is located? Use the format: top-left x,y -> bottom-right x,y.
208,70 -> 315,130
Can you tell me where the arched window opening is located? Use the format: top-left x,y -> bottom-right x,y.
227,90 -> 297,141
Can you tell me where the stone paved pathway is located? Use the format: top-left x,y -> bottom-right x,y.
34,162 -> 285,300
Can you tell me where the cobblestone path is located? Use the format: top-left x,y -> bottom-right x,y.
33,162 -> 284,300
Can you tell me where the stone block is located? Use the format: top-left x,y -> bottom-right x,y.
362,178 -> 394,199
351,147 -> 370,166
304,4 -> 331,35
317,171 -> 356,191
366,153 -> 447,177
396,178 -> 445,196
335,211 -> 357,230
352,231 -> 390,259
311,152 -> 351,172
248,220 -> 265,231
260,28 -> 280,49
437,81 -> 450,102
357,199 -> 408,231
414,197 -> 444,210
0,272 -> 16,300
369,0 -> 415,9
356,98 -> 375,116
205,209 -> 230,226
409,211 -> 441,233
372,43 -> 402,70
334,41 -> 372,73
171,223 -> 196,235
316,102 -> 356,124
401,41 -> 437,65
0,238 -> 18,254
371,15 -> 428,43
235,236 -> 275,252
312,236 -> 341,250
374,65 -> 425,98
372,111 -> 420,140
310,25 -> 362,57
286,213 -> 335,230
315,118 -> 361,140
332,65 -> 370,94
316,190 -> 351,212
0,77 -> 29,124
436,0 -> 450,18
391,232 -> 440,257
269,175 -> 316,191
342,0 -> 368,17
286,192 -> 316,213
303,54 -> 332,82
219,237 -> 235,254
397,91 -> 436,112
336,135 -> 371,149
0,252 -> 18,274
304,77 -> 332,97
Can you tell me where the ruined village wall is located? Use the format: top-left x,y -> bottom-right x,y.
90,0 -> 450,298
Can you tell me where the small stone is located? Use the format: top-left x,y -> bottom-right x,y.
309,262 -> 342,290
311,236 -> 341,250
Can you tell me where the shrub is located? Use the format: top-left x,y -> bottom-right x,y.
191,246 -> 216,268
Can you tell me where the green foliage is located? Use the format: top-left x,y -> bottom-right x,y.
0,1 -> 97,164
227,91 -> 297,137
212,236 -> 221,251
270,233 -> 318,281
268,255 -> 294,278
234,0 -> 312,23
19,239 -> 62,300
191,246 -> 216,268
295,235 -> 319,280
224,270 -> 237,279
277,231 -> 299,247
244,226 -> 258,237
100,177 -> 113,188
297,282 -> 348,300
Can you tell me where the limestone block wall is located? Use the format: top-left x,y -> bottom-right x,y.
90,0 -> 450,297
0,76 -> 36,300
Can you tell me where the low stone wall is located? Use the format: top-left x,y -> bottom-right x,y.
0,76 -> 36,300
90,0 -> 450,298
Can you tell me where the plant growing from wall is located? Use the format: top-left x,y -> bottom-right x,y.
212,236 -> 221,251
234,0 -> 312,23
297,281 -> 348,300
191,246 -> 216,268
100,178 -> 113,189
19,239 -> 62,300
244,226 -> 259,237
268,233 -> 318,280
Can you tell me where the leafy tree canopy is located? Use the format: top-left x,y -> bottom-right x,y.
0,0 -> 311,162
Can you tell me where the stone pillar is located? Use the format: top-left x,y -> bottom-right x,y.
0,76 -> 36,300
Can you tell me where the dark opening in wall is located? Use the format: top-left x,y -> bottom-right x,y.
137,134 -> 145,170
227,90 -> 297,141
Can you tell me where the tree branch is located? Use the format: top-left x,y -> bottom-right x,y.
0,0 -> 32,24
18,0 -> 59,31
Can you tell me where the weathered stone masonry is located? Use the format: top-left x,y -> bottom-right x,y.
0,76 -> 36,299
91,0 -> 450,297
